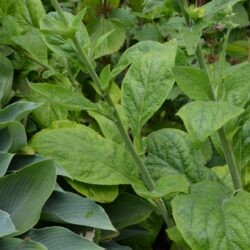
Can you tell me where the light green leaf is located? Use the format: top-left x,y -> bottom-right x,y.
179,22 -> 205,55
0,238 -> 47,250
31,124 -> 138,185
12,28 -> 48,65
0,159 -> 56,236
25,0 -> 46,28
0,152 -> 14,177
0,53 -> 13,107
177,101 -> 244,144
0,210 -> 16,237
67,179 -> 118,203
146,128 -> 216,182
29,227 -> 103,250
232,3 -> 249,27
173,66 -> 212,100
29,83 -> 96,111
218,62 -> 250,107
0,101 -> 41,123
90,18 -> 126,59
133,175 -> 190,198
172,181 -> 250,250
42,191 -> 115,231
104,193 -> 153,230
166,227 -> 191,250
121,40 -> 177,136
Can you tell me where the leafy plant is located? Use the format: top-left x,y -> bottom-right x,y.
0,0 -> 250,249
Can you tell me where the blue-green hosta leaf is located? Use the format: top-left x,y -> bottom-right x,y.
90,18 -> 126,59
0,159 -> 56,236
0,122 -> 27,152
29,227 -> 103,250
0,53 -> 13,107
173,66 -> 212,100
146,129 -> 216,182
0,101 -> 40,123
31,124 -> 138,185
0,210 -> 15,237
0,152 -> 14,177
218,62 -> 250,107
67,179 -> 118,203
172,181 -> 250,250
177,101 -> 244,144
12,28 -> 48,65
0,238 -> 47,250
121,40 -> 177,136
29,83 -> 96,111
42,191 -> 115,231
104,193 -> 153,230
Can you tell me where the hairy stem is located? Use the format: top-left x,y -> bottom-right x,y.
50,0 -> 173,226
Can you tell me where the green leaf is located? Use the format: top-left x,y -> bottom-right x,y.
104,193 -> 153,230
90,18 -> 125,59
67,179 -> 118,203
218,62 -> 250,107
0,159 -> 56,236
179,23 -> 205,56
0,101 -> 40,123
12,28 -> 48,65
42,191 -> 115,231
146,128 -> 215,182
121,40 -> 177,136
133,175 -> 190,198
232,3 -> 249,27
31,124 -> 138,185
0,239 -> 47,250
29,83 -> 96,111
0,53 -> 13,107
0,152 -> 14,177
177,101 -> 244,144
29,227 -> 103,250
173,66 -> 212,100
0,121 -> 27,152
0,127 -> 12,152
25,0 -> 46,28
0,210 -> 16,237
166,227 -> 191,250
40,12 -> 90,60
172,181 -> 250,250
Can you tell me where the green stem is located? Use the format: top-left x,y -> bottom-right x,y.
50,0 -> 172,226
181,0 -> 242,190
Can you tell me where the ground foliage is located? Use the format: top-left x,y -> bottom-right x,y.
0,0 -> 250,249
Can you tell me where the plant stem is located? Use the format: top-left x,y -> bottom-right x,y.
181,0 -> 242,190
50,0 -> 172,226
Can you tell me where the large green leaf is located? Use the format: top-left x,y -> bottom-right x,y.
0,238 -> 47,250
146,128 -> 215,182
29,83 -> 96,111
104,193 -> 153,230
31,124 -> 138,185
0,210 -> 15,237
172,181 -> 250,250
0,127 -> 11,152
67,179 -> 118,203
0,53 -> 13,107
90,18 -> 126,59
29,227 -> 103,250
0,101 -> 40,123
177,101 -> 244,144
173,66 -> 212,100
0,159 -> 56,236
42,191 -> 115,231
121,40 -> 177,136
218,62 -> 250,107
0,152 -> 14,177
